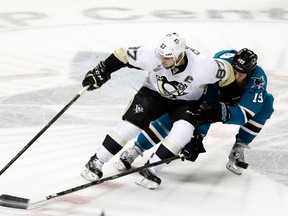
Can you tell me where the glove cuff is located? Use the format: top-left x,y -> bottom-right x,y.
219,102 -> 231,123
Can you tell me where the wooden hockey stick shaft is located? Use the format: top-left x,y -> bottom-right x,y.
0,86 -> 89,176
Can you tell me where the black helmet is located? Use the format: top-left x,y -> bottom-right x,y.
232,48 -> 258,74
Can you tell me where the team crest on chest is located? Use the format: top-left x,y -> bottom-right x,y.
251,75 -> 266,90
156,75 -> 188,99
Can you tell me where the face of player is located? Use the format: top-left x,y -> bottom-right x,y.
234,70 -> 248,83
160,56 -> 175,69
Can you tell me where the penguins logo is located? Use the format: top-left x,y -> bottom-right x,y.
156,75 -> 188,99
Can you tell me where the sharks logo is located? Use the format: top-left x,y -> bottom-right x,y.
156,75 -> 188,99
251,75 -> 266,90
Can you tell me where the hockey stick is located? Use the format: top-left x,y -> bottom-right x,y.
0,85 -> 89,176
0,154 -> 184,209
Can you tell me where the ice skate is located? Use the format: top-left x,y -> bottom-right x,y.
81,154 -> 104,181
226,142 -> 249,175
135,168 -> 161,190
114,145 -> 143,171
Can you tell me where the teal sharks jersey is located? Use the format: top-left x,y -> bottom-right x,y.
214,50 -> 272,125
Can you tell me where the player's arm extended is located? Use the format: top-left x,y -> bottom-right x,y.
82,47 -> 143,90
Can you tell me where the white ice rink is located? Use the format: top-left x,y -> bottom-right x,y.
0,0 -> 288,215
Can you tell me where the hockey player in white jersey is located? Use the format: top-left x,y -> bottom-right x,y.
115,48 -> 274,189
81,33 -> 234,182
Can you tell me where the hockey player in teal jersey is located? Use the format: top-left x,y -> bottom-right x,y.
115,48 -> 274,188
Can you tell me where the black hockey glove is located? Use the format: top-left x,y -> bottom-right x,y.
181,134 -> 206,162
82,61 -> 111,91
186,101 -> 231,125
218,81 -> 242,105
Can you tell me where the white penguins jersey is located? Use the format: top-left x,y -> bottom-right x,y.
114,45 -> 234,101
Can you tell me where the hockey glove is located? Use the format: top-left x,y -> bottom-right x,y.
218,81 -> 242,105
186,101 -> 231,125
82,61 -> 111,91
181,134 -> 206,162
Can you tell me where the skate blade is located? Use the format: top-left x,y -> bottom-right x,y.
135,177 -> 159,190
113,159 -> 128,171
226,160 -> 243,175
81,168 -> 100,181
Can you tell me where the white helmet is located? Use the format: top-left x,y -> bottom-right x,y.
157,33 -> 186,65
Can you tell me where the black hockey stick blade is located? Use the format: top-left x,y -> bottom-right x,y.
0,154 -> 183,209
0,194 -> 46,210
0,194 -> 30,209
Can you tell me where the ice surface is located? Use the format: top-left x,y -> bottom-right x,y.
0,0 -> 288,215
